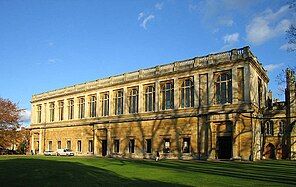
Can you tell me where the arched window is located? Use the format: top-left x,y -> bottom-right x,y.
78,97 -> 85,119
49,102 -> 55,122
114,90 -> 123,115
181,78 -> 194,108
129,88 -> 138,114
279,120 -> 285,136
161,82 -> 174,110
265,121 -> 274,136
215,71 -> 232,104
145,85 -> 155,112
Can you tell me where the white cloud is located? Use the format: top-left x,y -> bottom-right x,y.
140,14 -> 155,29
218,17 -> 234,27
138,12 -> 145,20
48,58 -> 62,64
20,110 -> 31,123
223,33 -> 239,44
155,2 -> 164,10
280,43 -> 296,51
264,63 -> 284,72
246,5 -> 291,45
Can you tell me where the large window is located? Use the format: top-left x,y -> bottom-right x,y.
265,121 -> 274,136
90,95 -> 97,117
58,101 -> 64,121
180,78 -> 194,108
163,138 -> 170,153
129,88 -> 138,114
77,140 -> 82,152
67,140 -> 71,150
215,71 -> 232,104
78,97 -> 85,119
114,90 -> 124,115
145,85 -> 155,112
182,138 -> 190,153
161,81 -> 174,110
37,105 -> 42,123
57,141 -> 61,149
48,141 -> 52,151
129,139 -> 135,153
146,139 -> 152,153
88,140 -> 93,153
101,92 -> 109,116
49,102 -> 55,122
114,139 -> 120,153
68,99 -> 74,119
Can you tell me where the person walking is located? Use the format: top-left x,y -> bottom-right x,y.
156,151 -> 160,162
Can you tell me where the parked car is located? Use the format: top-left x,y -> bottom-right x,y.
56,149 -> 74,156
44,150 -> 55,156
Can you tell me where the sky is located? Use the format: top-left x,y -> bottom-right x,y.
0,0 -> 295,126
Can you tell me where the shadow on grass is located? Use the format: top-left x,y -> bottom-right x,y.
117,158 -> 296,186
0,158 -> 188,187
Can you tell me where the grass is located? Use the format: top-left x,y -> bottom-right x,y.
0,156 -> 295,186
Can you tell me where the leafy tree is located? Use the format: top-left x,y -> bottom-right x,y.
0,97 -> 22,148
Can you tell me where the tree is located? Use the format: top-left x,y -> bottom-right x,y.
0,97 -> 22,148
286,0 -> 296,51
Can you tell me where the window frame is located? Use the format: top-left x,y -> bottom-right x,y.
215,70 -> 232,104
161,81 -> 174,110
145,85 -> 155,112
180,78 -> 194,108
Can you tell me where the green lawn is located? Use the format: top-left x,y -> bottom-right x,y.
0,156 -> 295,186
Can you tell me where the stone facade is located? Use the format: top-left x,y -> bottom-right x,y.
30,46 -> 288,161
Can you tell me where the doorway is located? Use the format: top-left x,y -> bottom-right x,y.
217,136 -> 232,159
102,140 -> 107,156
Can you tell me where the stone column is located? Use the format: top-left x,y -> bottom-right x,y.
54,101 -> 59,122
232,68 -> 238,104
208,71 -> 214,106
64,99 -> 68,121
97,93 -> 101,117
194,74 -> 199,108
39,129 -> 43,154
94,128 -> 98,155
174,78 -> 179,109
85,96 -> 89,118
123,87 -> 128,114
74,97 -> 79,119
244,64 -> 251,103
107,126 -> 112,156
155,81 -> 159,112
109,91 -> 113,116
138,84 -> 143,113
31,132 -> 35,153
43,103 -> 47,123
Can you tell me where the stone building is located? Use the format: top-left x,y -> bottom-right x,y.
29,46 -> 294,160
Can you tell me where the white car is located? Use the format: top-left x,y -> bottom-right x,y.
44,150 -> 55,156
56,149 -> 74,156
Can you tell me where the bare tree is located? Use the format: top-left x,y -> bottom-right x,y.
286,0 -> 296,51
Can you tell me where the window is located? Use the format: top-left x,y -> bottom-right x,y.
37,105 -> 42,123
182,138 -> 190,153
101,92 -> 109,116
67,140 -> 71,150
129,139 -> 135,153
129,88 -> 138,114
161,81 -> 174,110
146,139 -> 152,153
49,102 -> 55,122
215,71 -> 232,104
78,97 -> 85,119
88,140 -> 93,153
58,101 -> 64,121
90,95 -> 97,117
48,141 -> 52,151
279,121 -> 285,136
265,121 -> 274,136
145,85 -> 155,112
57,141 -> 61,149
114,90 -> 124,115
114,139 -> 119,153
77,140 -> 82,152
68,99 -> 74,119
163,138 -> 170,153
181,78 -> 194,108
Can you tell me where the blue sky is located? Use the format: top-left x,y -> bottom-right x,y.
0,0 -> 295,125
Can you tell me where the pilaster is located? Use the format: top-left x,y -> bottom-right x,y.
174,77 -> 179,109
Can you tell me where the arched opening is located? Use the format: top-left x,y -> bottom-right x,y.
265,143 -> 276,159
